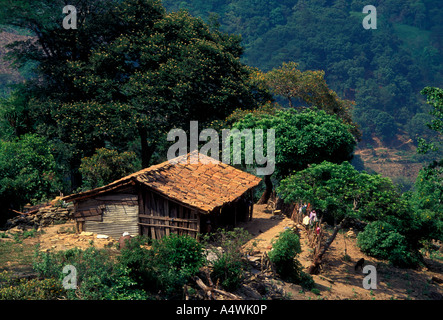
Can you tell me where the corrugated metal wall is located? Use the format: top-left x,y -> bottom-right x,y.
84,202 -> 139,239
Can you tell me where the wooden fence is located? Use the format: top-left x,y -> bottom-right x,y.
289,203 -> 324,260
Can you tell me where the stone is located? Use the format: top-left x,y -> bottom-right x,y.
97,234 -> 109,239
80,231 -> 94,236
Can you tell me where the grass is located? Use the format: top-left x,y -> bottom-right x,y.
0,229 -> 40,272
0,241 -> 36,272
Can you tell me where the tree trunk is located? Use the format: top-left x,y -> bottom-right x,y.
138,126 -> 155,168
257,174 -> 273,204
307,217 -> 349,275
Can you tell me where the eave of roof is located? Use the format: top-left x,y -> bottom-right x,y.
63,151 -> 262,214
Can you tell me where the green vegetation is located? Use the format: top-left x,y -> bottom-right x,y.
79,148 -> 141,190
203,228 -> 251,291
162,0 -> 443,144
0,0 -> 441,296
29,234 -> 205,299
268,229 -> 314,289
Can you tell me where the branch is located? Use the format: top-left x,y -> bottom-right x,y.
194,276 -> 241,300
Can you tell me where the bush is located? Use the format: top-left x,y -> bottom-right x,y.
211,252 -> 245,291
151,234 -> 205,296
118,236 -> 155,289
0,271 -> 65,300
357,221 -> 420,268
33,246 -> 148,300
118,234 -> 204,297
268,229 -> 314,289
204,228 -> 251,291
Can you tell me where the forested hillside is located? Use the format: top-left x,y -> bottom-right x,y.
0,0 -> 442,300
163,0 -> 443,144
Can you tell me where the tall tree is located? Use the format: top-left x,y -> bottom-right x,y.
231,107 -> 356,203
255,62 -> 361,139
1,0 -> 269,189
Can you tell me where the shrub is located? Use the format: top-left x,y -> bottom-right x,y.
357,221 -> 420,268
33,246 -> 148,300
204,228 -> 251,291
268,229 -> 314,289
118,236 -> 155,289
119,234 -> 204,297
0,271 -> 65,300
211,252 -> 245,291
150,234 -> 205,296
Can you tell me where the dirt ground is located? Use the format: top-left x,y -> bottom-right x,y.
238,204 -> 443,300
2,203 -> 443,300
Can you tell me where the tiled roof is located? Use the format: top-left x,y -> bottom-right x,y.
64,151 -> 262,213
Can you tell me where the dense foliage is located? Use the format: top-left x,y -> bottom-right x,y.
30,234 -> 205,299
162,0 -> 443,143
230,107 -> 356,179
79,148 -> 141,190
0,0 -> 269,216
278,160 -> 442,268
268,229 -> 314,289
0,134 -> 61,224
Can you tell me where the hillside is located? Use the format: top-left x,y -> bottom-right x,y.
162,0 -> 443,145
1,204 -> 442,300
355,133 -> 423,187
0,30 -> 29,97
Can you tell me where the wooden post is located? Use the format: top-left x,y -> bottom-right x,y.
164,199 -> 170,237
249,189 -> 254,221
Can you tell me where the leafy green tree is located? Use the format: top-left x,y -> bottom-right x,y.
0,134 -> 61,223
409,87 -> 443,246
417,87 -> 443,155
1,0 -> 269,190
255,62 -> 360,139
277,161 -> 430,270
231,107 -> 356,203
79,148 -> 141,190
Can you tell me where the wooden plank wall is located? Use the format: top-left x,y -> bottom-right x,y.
138,189 -> 200,239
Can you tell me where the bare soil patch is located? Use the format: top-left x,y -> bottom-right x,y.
239,204 -> 443,300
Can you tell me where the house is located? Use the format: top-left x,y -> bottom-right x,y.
62,151 -> 262,239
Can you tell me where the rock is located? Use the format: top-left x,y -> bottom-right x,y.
97,234 -> 109,239
80,231 -> 94,236
6,226 -> 22,234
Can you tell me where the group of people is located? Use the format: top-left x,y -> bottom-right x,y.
299,203 -> 321,235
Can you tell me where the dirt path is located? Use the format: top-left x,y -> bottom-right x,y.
239,204 -> 443,300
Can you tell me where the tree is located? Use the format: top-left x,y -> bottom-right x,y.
417,87 -> 443,156
410,87 -> 443,245
255,62 -> 360,139
79,148 -> 141,190
231,107 -> 356,203
1,0 -> 269,189
0,134 -> 61,224
277,161 -> 424,271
